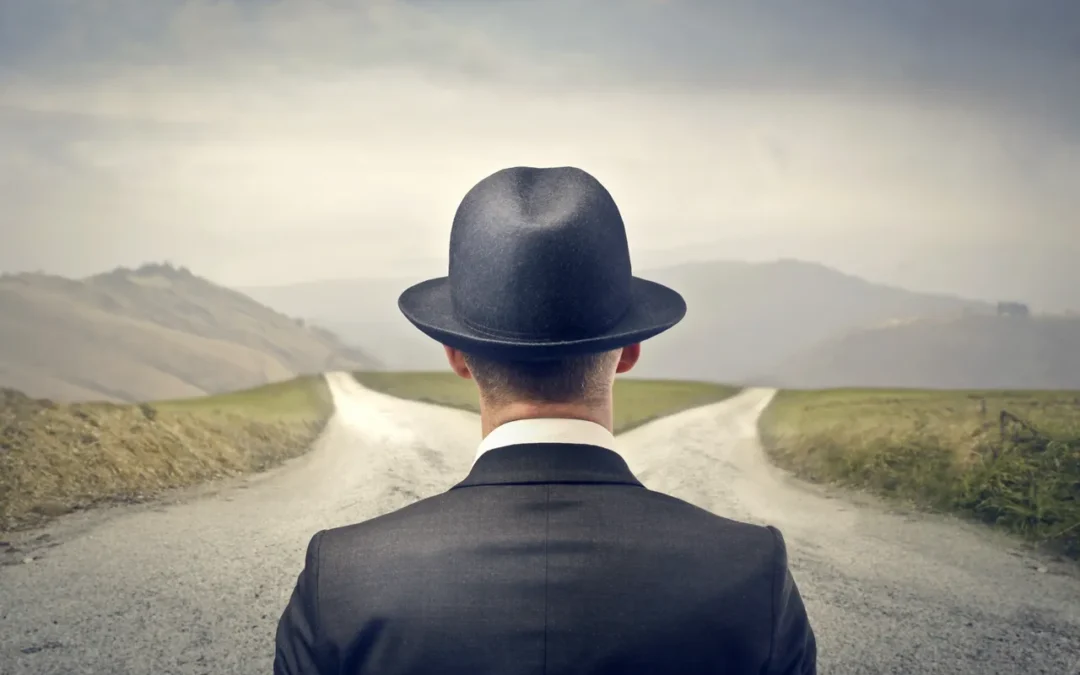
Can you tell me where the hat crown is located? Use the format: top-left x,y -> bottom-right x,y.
448,167 -> 632,341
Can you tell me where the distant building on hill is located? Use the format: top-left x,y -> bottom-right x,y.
997,301 -> 1031,318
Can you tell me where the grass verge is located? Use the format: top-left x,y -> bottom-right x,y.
352,371 -> 740,435
758,388 -> 1080,558
0,375 -> 334,532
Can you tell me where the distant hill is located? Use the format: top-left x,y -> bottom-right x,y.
242,259 -> 993,384
0,263 -> 379,402
241,275 -> 451,372
634,259 -> 991,383
769,313 -> 1080,390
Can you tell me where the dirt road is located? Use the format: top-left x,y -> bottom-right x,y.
618,389 -> 1080,674
2,374 -> 1078,674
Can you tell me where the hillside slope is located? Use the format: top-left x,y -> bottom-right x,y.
772,314 -> 1080,389
635,259 -> 991,383
243,259 -> 991,382
0,263 -> 379,402
242,275 -> 446,371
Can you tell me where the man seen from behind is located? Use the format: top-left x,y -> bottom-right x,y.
275,166 -> 817,674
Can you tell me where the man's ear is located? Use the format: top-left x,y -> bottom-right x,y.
444,345 -> 473,380
615,343 -> 641,374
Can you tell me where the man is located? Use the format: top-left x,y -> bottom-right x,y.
275,166 -> 817,674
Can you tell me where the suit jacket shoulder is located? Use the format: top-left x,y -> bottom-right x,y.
275,444 -> 816,674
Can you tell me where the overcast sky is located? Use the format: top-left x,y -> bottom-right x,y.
1,0 -> 1078,309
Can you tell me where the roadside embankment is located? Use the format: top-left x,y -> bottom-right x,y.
758,388 -> 1080,558
0,376 -> 334,532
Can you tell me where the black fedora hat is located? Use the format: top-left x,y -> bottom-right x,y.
398,166 -> 686,361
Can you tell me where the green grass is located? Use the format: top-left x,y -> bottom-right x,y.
156,375 -> 334,421
610,379 -> 743,433
352,371 -> 740,434
759,388 -> 1080,557
0,376 -> 334,533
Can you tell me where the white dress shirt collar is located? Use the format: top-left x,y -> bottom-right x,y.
475,418 -> 616,462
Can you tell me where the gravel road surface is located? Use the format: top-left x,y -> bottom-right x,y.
1,373 -> 1078,674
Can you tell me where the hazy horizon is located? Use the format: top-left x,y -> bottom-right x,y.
2,0 -> 1078,310
0,254 -> 1055,314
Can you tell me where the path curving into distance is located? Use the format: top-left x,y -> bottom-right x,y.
1,373 -> 1078,674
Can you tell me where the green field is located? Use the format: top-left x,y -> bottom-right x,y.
352,371 -> 741,434
156,375 -> 334,422
759,388 -> 1080,556
0,376 -> 334,532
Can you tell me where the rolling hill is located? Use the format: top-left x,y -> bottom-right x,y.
0,263 -> 379,402
770,313 -> 1080,389
631,259 -> 991,383
241,275 -> 453,372
242,259 -> 991,383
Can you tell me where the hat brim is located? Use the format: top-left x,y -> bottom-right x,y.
398,276 -> 686,361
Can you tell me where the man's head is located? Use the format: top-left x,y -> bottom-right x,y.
397,166 -> 685,428
444,344 -> 641,409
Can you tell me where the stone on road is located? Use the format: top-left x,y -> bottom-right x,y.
1,375 -> 1078,674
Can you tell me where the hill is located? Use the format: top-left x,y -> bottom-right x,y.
0,263 -> 379,402
243,259 -> 990,383
242,275 -> 455,371
635,259 -> 990,383
771,313 -> 1080,390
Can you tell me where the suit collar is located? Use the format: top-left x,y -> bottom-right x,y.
453,443 -> 644,489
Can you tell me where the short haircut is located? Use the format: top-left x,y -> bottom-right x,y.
462,350 -> 621,405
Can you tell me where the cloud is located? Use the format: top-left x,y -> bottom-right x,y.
0,0 -> 1077,306
0,0 -> 607,88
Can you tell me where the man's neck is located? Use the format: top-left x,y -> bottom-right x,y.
480,400 -> 613,438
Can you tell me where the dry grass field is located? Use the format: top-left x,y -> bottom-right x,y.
0,376 -> 334,532
352,371 -> 741,434
759,388 -> 1080,556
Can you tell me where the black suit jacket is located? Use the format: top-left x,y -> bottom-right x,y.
275,443 -> 816,674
